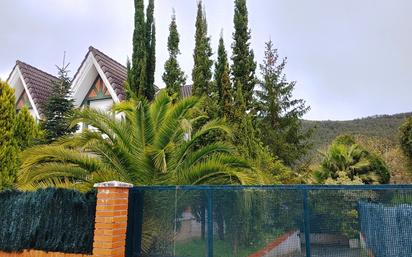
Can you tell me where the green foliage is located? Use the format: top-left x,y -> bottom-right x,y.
144,0 -> 156,100
163,12 -> 186,97
303,112 -> 412,159
231,0 -> 257,110
214,35 -> 233,119
256,41 -> 311,165
129,0 -> 146,98
15,107 -> 43,150
400,117 -> 412,158
0,188 -> 96,254
316,135 -> 390,184
310,190 -> 376,238
231,85 -> 256,158
41,64 -> 77,142
18,91 -> 268,191
192,1 -> 213,97
0,81 -> 19,190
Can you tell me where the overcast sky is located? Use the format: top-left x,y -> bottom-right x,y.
1,0 -> 412,120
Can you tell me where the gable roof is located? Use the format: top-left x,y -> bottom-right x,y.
73,46 -> 128,102
72,46 -> 193,102
10,61 -> 60,116
89,47 -> 128,101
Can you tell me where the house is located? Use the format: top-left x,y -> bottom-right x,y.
7,46 -> 192,120
7,60 -> 60,121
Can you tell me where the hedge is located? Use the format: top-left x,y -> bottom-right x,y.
0,188 -> 96,254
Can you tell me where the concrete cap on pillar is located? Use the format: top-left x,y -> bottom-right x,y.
93,181 -> 133,188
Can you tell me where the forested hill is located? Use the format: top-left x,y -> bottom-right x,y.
303,112 -> 412,152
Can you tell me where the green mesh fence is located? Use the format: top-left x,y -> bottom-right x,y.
126,185 -> 412,257
0,188 -> 96,254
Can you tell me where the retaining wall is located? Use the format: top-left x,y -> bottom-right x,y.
248,231 -> 301,257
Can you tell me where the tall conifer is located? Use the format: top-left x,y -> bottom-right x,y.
145,0 -> 156,100
192,1 -> 213,97
214,35 -> 233,118
0,81 -> 19,189
162,12 -> 186,96
231,0 -> 257,110
41,64 -> 77,142
130,0 -> 146,97
257,40 -> 311,165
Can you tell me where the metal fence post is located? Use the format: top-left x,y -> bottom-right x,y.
207,189 -> 214,257
303,189 -> 311,257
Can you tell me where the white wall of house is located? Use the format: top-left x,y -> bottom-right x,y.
8,67 -> 40,121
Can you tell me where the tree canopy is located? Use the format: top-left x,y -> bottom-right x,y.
163,12 -> 186,97
316,135 -> 390,184
192,1 -> 213,97
41,64 -> 77,142
0,81 -> 19,190
18,91 -> 272,191
129,0 -> 156,100
256,40 -> 311,165
231,0 -> 257,110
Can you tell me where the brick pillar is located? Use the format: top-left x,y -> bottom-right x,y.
93,181 -> 133,257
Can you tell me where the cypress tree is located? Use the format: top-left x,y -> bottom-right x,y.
0,81 -> 19,189
129,0 -> 146,98
41,64 -> 78,142
145,0 -> 156,100
214,35 -> 233,118
162,12 -> 186,96
15,107 -> 43,150
192,1 -> 213,97
400,117 -> 412,158
231,0 -> 257,110
256,40 -> 311,165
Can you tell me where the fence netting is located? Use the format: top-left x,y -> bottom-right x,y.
127,186 -> 412,257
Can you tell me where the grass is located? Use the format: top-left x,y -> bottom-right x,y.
175,230 -> 283,257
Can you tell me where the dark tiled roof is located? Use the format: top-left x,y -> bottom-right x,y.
15,61 -> 60,115
89,47 -> 128,101
180,84 -> 192,98
74,46 -> 192,101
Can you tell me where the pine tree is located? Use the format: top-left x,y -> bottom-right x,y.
231,0 -> 257,110
256,40 -> 311,165
192,1 -> 213,97
214,35 -> 233,118
145,0 -> 156,100
15,107 -> 43,150
41,64 -> 77,142
0,81 -> 19,189
162,12 -> 186,96
129,0 -> 147,98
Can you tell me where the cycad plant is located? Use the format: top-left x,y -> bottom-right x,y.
18,90 -> 265,191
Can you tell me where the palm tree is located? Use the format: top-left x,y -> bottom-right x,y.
316,135 -> 390,184
18,90 -> 268,191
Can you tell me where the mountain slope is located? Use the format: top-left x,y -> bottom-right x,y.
303,112 -> 412,152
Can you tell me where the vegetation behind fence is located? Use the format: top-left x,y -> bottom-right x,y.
0,188 -> 96,254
